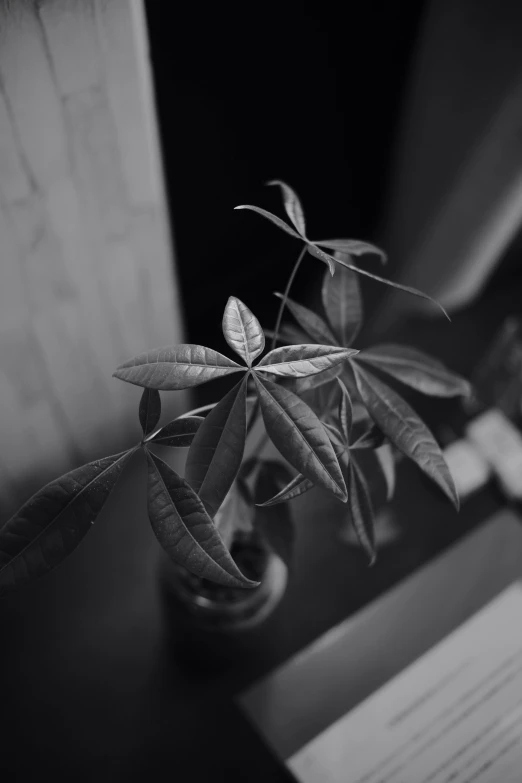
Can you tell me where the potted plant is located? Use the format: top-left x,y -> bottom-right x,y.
0,182 -> 470,654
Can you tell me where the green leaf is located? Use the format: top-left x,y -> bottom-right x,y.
374,444 -> 396,501
0,450 -> 133,596
256,471 -> 313,507
337,378 -> 353,443
113,344 -> 244,390
353,363 -> 459,508
214,479 -> 254,551
356,344 -> 471,398
348,458 -> 376,564
306,243 -> 336,274
146,452 -> 256,588
234,205 -> 303,240
333,254 -> 450,320
253,374 -> 348,501
146,416 -> 203,447
257,344 -> 356,378
185,376 -> 248,517
313,238 -> 387,262
266,180 -> 306,236
322,262 -> 363,346
222,296 -> 264,366
274,292 -> 337,345
139,388 -> 161,437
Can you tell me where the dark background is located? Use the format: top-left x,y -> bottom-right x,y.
146,2 -> 425,355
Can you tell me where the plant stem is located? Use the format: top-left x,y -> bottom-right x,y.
270,244 -> 308,350
245,244 -> 309,465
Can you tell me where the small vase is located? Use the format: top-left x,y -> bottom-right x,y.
158,530 -> 288,669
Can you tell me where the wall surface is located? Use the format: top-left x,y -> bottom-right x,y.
0,0 -> 184,515
378,0 -> 522,321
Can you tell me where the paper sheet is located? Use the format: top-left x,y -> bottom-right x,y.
288,583 -> 522,783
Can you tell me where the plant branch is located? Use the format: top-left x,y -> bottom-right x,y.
271,244 -> 308,350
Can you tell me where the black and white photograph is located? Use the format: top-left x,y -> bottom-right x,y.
1,1 -> 522,780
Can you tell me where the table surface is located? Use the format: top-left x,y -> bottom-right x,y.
0,291 -> 517,781
241,508 -> 522,762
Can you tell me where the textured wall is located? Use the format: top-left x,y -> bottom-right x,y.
0,0 -> 185,514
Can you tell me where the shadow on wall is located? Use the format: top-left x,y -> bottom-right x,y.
377,0 -> 522,328
0,0 -> 185,517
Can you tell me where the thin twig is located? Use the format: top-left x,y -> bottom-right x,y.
270,244 -> 308,350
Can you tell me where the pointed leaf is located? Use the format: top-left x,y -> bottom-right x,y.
337,378 -> 353,443
356,344 -> 471,398
353,363 -> 459,508
222,296 -> 265,366
253,374 -> 347,500
325,426 -> 350,481
313,238 -> 386,262
266,180 -> 306,236
306,243 -> 335,274
334,255 -> 450,320
146,452 -> 255,588
374,444 -> 396,501
257,344 -> 356,378
348,458 -> 376,564
322,261 -> 363,346
147,416 -> 203,447
0,450 -> 133,596
214,479 -> 254,550
274,292 -> 337,345
234,205 -> 303,240
113,344 -> 244,390
139,388 -> 161,436
257,472 -> 314,507
185,377 -> 248,517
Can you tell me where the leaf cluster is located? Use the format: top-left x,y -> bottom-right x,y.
0,183 -> 470,596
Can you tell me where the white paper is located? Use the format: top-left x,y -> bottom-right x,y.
289,583 -> 522,783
